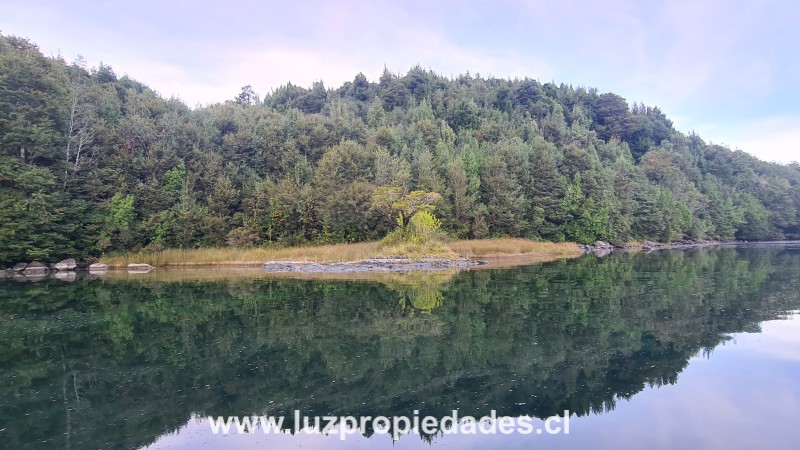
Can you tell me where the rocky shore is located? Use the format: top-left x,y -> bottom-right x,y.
263,257 -> 485,273
580,239 -> 733,255
1,260 -> 155,282
0,240 -> 752,281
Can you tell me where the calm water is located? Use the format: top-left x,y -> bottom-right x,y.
1,244 -> 800,449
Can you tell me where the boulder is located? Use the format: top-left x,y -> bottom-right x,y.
54,258 -> 77,271
127,263 -> 154,273
22,261 -> 49,275
89,263 -> 109,272
593,240 -> 614,249
12,263 -> 27,272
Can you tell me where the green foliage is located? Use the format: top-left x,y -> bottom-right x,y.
97,192 -> 136,251
560,174 -> 613,244
371,187 -> 442,233
407,211 -> 443,244
1,31 -> 799,264
164,161 -> 186,195
144,205 -> 224,248
107,192 -> 135,232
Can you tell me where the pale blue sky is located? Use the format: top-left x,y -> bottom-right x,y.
2,0 -> 798,163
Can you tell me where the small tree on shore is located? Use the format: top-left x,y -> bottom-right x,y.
371,187 -> 442,233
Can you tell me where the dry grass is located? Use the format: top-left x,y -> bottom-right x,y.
447,238 -> 581,258
378,240 -> 458,259
102,238 -> 581,268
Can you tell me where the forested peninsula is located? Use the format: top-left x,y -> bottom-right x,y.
1,33 -> 799,266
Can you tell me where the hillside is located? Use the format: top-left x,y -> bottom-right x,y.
1,33 -> 799,264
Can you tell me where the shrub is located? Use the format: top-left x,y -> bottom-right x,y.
408,211 -> 442,244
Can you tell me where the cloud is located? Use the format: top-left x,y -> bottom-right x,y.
131,3 -> 556,105
214,48 -> 367,104
728,116 -> 800,164
684,115 -> 800,164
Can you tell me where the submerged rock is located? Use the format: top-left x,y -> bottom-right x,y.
13,272 -> 48,282
263,258 -> 482,273
593,248 -> 613,257
670,239 -> 722,248
54,271 -> 77,282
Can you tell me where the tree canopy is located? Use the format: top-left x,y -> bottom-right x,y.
1,33 -> 799,263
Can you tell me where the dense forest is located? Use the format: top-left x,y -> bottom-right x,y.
2,33 -> 799,264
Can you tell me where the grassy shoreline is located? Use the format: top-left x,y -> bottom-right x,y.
102,238 -> 581,268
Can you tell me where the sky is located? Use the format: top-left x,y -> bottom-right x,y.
1,0 -> 798,163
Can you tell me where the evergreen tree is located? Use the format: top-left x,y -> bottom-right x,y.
1,31 -> 799,264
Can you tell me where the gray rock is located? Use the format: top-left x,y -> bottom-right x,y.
54,258 -> 77,271
22,261 -> 49,275
580,241 -> 619,255
670,239 -> 722,248
12,263 -> 27,272
89,263 -> 109,272
127,263 -> 154,273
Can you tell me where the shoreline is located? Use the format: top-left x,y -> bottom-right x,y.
1,238 -> 581,280
96,239 -> 582,270
5,240 -> 797,281
579,239 -> 745,255
0,254 -> 574,283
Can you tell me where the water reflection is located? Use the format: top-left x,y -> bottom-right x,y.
1,245 -> 800,449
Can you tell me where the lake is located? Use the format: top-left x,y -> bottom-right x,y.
1,244 -> 800,449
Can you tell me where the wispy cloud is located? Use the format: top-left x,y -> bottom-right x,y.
726,116 -> 800,163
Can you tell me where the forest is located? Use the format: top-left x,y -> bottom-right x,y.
1,33 -> 799,264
